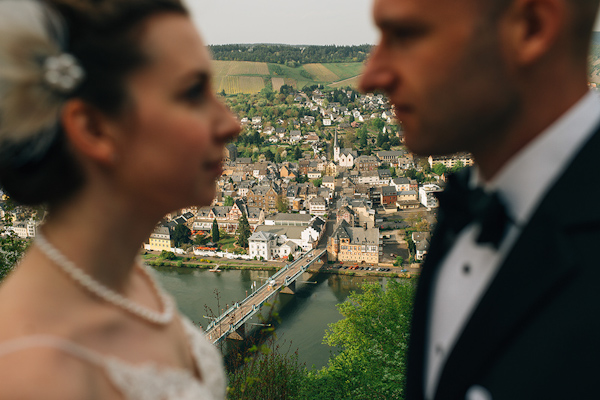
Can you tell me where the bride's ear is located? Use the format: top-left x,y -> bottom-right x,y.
60,99 -> 120,167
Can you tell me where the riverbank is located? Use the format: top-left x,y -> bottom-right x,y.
142,251 -> 418,279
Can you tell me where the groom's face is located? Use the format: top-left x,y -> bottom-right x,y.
360,0 -> 520,157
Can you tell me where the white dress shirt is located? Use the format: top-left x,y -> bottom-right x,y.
424,91 -> 600,400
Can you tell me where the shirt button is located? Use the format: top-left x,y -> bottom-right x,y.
435,344 -> 444,355
463,264 -> 471,274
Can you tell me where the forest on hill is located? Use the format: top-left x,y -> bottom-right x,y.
209,44 -> 372,66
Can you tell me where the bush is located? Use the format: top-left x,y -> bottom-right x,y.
159,250 -> 177,260
227,341 -> 306,400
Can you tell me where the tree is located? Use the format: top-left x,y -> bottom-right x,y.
432,163 -> 447,176
296,174 -> 308,184
294,146 -> 303,160
288,254 -> 294,262
343,132 -> 356,149
211,219 -> 220,243
224,196 -> 234,207
407,238 -> 416,256
358,132 -> 368,148
264,148 -> 275,162
301,280 -> 415,399
276,195 -> 289,213
418,158 -> 431,173
193,232 -> 209,246
172,224 -> 192,247
376,132 -> 385,147
394,256 -> 404,266
0,211 -> 28,282
371,117 -> 385,132
451,161 -> 465,173
312,178 -> 322,187
235,213 -> 251,248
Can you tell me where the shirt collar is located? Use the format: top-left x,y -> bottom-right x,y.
473,90 -> 600,225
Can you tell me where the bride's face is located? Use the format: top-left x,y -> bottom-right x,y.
112,13 -> 240,213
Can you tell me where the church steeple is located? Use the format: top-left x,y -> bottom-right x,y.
334,129 -> 338,148
333,129 -> 340,162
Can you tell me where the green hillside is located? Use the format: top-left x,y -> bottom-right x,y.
211,60 -> 365,94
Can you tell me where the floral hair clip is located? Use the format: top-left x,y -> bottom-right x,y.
43,53 -> 85,94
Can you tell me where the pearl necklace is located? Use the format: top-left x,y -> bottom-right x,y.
35,232 -> 174,326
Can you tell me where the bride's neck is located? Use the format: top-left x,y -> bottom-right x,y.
41,189 -> 160,292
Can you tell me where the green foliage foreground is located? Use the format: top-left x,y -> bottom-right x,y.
228,279 -> 416,400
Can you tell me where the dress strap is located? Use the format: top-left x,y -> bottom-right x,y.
0,335 -> 106,366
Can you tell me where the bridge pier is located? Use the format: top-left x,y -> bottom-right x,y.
280,280 -> 296,295
227,323 -> 246,341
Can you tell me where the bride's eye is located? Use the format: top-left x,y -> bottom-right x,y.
183,82 -> 207,103
181,74 -> 209,104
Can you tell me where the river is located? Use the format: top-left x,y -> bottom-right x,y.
153,267 -> 397,369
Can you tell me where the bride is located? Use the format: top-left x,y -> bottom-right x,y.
0,0 -> 240,398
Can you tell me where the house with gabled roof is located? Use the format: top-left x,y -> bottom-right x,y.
327,220 -> 380,264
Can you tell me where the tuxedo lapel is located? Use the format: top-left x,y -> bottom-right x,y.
406,170 -> 472,399
431,124 -> 600,400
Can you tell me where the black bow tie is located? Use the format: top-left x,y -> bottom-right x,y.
436,171 -> 510,249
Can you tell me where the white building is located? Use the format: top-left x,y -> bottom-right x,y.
10,219 -> 38,239
391,177 -> 411,192
248,230 -> 301,261
358,171 -> 379,185
308,196 -> 327,216
251,216 -> 326,257
338,150 -> 356,168
248,231 -> 277,260
419,184 -> 442,209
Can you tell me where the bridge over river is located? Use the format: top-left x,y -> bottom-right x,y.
205,248 -> 327,344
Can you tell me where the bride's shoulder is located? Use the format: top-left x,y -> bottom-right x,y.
0,342 -> 111,399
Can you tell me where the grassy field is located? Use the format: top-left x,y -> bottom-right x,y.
324,63 -> 364,81
303,63 -> 340,81
229,61 -> 270,75
217,76 -> 266,94
271,77 -> 285,92
329,75 -> 362,88
210,60 -> 364,94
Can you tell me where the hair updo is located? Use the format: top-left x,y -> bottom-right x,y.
0,0 -> 188,207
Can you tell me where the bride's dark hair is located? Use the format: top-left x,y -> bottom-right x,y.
0,0 -> 188,207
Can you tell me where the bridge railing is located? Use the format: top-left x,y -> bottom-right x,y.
205,248 -> 327,337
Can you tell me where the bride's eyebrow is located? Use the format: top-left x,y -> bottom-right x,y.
178,70 -> 210,87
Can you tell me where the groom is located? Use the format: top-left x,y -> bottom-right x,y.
360,0 -> 600,399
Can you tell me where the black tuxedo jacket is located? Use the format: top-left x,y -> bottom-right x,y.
405,126 -> 600,400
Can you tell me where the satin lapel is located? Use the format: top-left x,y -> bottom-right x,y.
434,125 -> 600,400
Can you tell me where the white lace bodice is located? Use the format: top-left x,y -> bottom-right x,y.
0,316 -> 226,400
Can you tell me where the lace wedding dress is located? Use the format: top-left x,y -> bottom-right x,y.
0,316 -> 226,399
